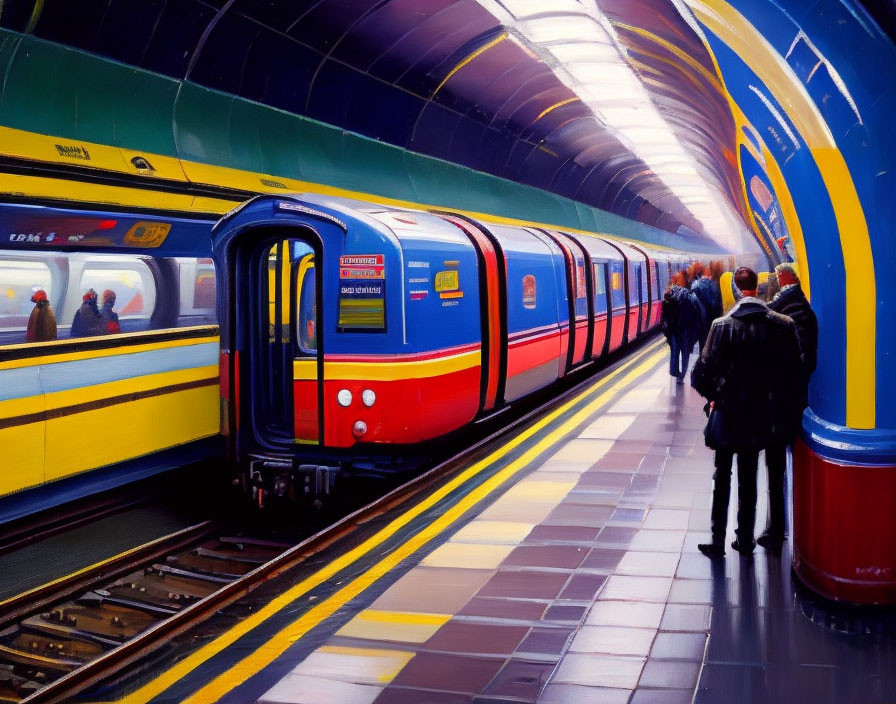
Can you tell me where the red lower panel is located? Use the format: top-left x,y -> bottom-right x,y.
650,301 -> 662,328
640,303 -> 650,329
572,319 -> 588,365
592,317 -> 608,357
293,379 -> 319,442
507,331 -> 562,378
320,366 -> 481,447
608,311 -> 626,351
793,439 -> 896,604
627,309 -> 640,340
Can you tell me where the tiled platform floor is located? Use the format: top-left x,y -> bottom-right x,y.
255,353 -> 896,704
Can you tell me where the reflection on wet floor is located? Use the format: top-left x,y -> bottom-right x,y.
213,358 -> 895,704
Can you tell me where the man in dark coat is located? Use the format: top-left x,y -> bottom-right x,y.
691,267 -> 803,556
757,263 -> 818,549
100,289 -> 121,334
71,288 -> 103,338
690,263 -> 721,351
661,272 -> 703,383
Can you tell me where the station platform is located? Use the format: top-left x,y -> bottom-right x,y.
111,340 -> 896,704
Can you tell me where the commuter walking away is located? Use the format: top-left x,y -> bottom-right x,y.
690,262 -> 720,351
71,288 -> 103,338
100,289 -> 121,334
25,289 -> 57,342
691,267 -> 803,556
661,271 -> 703,384
758,263 -> 818,550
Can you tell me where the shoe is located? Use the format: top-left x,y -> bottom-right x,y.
756,533 -> 785,550
731,538 -> 755,556
698,541 -> 725,557
676,377 -> 684,385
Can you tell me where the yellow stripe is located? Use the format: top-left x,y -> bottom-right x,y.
357,609 -> 450,625
686,0 -> 875,428
0,331 -> 218,370
534,98 -> 581,122
294,350 -> 481,382
434,33 -> 507,95
0,365 -> 217,421
120,339 -> 665,704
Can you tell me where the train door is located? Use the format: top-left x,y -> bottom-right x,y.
231,235 -> 322,453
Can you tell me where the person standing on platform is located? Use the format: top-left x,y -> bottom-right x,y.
691,267 -> 803,557
757,263 -> 818,550
661,272 -> 703,384
25,289 -> 57,342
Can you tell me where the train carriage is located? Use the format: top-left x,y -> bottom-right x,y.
210,194 -> 700,501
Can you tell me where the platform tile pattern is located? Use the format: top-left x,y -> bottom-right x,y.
255,356 -> 896,703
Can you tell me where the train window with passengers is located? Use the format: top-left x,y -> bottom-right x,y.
0,251 -> 217,346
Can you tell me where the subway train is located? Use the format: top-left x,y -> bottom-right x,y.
211,194 -> 700,502
0,192 -> 706,515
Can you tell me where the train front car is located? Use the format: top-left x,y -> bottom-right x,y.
211,195 -> 483,503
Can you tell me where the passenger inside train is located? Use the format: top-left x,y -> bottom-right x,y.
0,252 -> 218,345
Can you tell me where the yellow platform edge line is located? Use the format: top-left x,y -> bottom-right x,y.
119,339 -> 665,704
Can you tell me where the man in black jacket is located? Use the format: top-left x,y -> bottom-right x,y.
757,263 -> 818,550
691,267 -> 803,556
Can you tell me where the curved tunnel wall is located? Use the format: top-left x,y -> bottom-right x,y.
684,0 -> 896,602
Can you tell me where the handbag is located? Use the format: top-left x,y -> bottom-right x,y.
703,406 -> 726,449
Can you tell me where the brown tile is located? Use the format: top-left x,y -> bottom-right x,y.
524,525 -> 602,543
610,507 -> 646,523
458,597 -> 547,621
638,659 -> 700,688
580,548 -> 627,571
374,687 -> 473,704
478,570 -> 569,600
516,626 -> 575,655
559,574 -> 607,600
391,653 -> 504,692
545,504 -> 612,527
371,567 -> 494,614
481,659 -> 555,700
542,604 -> 587,622
503,545 -> 588,569
424,621 -> 528,655
593,527 -> 638,548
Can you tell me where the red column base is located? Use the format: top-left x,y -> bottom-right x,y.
793,439 -> 896,604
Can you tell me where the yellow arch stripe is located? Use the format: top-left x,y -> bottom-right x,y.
686,0 -> 875,429
434,32 -> 507,95
535,97 -> 581,122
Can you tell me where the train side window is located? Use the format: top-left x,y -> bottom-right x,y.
610,263 -> 626,309
297,264 -> 317,354
77,257 -> 156,336
176,257 -> 217,325
592,262 -> 607,313
0,259 -> 55,335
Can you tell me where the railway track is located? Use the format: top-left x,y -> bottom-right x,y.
0,337 -> 661,704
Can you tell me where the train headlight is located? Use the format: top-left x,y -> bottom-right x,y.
337,389 -> 353,407
362,389 -> 376,407
353,420 -> 368,438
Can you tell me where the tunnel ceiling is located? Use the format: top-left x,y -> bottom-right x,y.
0,0 -> 762,252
